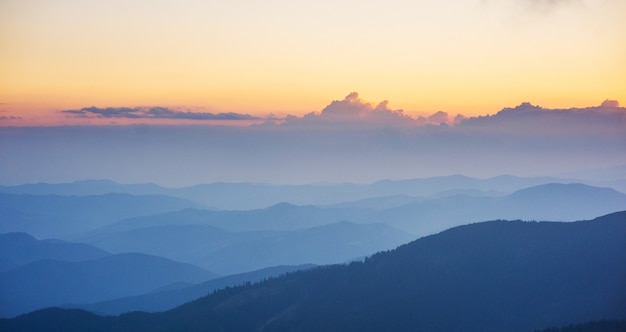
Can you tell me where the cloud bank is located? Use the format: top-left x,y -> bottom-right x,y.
4,94 -> 625,186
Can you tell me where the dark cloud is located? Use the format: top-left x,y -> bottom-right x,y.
62,106 -> 261,121
0,116 -> 22,120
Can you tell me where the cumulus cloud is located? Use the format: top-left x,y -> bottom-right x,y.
278,92 -> 456,128
426,111 -> 450,125
600,99 -> 620,108
62,106 -> 261,121
294,92 -> 414,126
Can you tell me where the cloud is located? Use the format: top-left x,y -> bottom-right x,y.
62,106 -> 261,121
458,101 -> 626,135
600,99 -> 620,108
425,111 -> 451,125
3,96 -> 626,186
0,116 -> 22,120
276,92 -> 455,128
482,0 -> 584,15
526,0 -> 579,6
290,92 -> 415,127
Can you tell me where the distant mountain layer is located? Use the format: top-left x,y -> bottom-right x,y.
4,211 -> 624,331
93,183 -> 626,236
0,253 -> 215,317
1,175 -> 613,210
99,202 -> 372,233
0,232 -> 109,272
0,192 -> 199,238
77,221 -> 413,275
367,183 -> 626,235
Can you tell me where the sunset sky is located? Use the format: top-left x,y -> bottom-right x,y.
2,0 -> 625,126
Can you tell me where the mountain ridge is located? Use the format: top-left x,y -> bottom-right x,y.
3,211 -> 624,331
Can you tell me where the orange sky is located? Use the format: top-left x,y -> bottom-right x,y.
1,0 -> 625,126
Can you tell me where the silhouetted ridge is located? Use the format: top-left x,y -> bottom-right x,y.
534,320 -> 626,332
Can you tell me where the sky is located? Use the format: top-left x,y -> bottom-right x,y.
1,0 -> 626,126
1,1 -> 625,186
1,93 -> 624,186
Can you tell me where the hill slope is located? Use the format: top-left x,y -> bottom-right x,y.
74,264 -> 316,315
3,211 -> 625,331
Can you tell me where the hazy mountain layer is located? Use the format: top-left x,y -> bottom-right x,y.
0,252 -> 215,317
364,183 -> 626,235
77,221 -> 413,275
1,175 -> 615,210
0,192 -> 199,238
0,232 -> 109,272
93,183 -> 626,237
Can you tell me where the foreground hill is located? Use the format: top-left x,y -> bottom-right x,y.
3,211 -> 625,331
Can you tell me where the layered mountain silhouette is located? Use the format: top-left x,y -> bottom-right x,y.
3,175 -> 620,210
74,264 -> 316,315
0,192 -> 199,238
0,232 -> 109,272
0,252 -> 215,317
364,183 -> 626,235
0,233 -> 216,317
98,202 -> 371,233
77,221 -> 413,275
3,211 -> 624,331
80,182 -> 626,239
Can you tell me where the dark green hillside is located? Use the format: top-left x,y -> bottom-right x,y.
3,212 -> 625,332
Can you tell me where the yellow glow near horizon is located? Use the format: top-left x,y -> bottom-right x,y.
1,0 -> 625,125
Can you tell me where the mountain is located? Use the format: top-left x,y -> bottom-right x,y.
0,175 -> 588,210
0,253 -> 216,317
0,179 -> 169,197
3,211 -> 623,331
97,182 -> 626,236
74,264 -> 316,315
0,232 -> 109,272
0,192 -> 200,238
76,221 -> 413,275
535,320 -> 626,332
366,183 -> 626,235
98,202 -> 371,233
